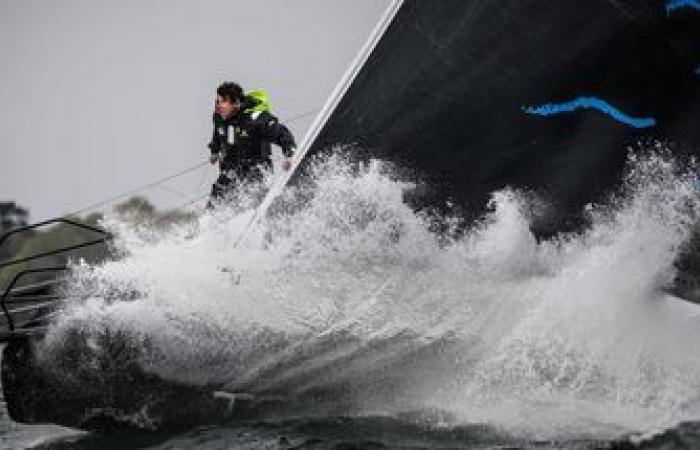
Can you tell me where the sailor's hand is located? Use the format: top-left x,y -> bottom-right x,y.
282,156 -> 293,171
209,154 -> 219,165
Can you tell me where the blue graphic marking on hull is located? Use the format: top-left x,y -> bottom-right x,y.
666,0 -> 700,15
522,96 -> 656,128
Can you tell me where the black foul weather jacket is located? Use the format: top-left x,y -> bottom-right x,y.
208,106 -> 296,173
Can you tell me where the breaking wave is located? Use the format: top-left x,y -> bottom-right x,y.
37,146 -> 700,440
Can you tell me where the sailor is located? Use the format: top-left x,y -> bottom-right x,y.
206,81 -> 296,207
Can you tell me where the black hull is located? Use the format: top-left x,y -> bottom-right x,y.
2,334 -> 234,432
299,0 -> 700,232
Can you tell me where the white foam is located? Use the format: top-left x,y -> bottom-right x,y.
39,147 -> 700,439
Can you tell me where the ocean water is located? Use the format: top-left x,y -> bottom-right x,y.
4,149 -> 700,448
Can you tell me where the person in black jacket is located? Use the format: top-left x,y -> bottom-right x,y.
207,82 -> 296,207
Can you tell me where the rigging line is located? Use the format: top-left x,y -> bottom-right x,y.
155,183 -> 190,201
65,161 -> 208,217
177,192 -> 210,210
161,188 -> 209,213
283,108 -> 321,124
194,162 -> 210,197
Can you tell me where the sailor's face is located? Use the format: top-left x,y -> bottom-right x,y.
216,95 -> 240,119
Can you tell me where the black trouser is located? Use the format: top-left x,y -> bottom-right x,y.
208,159 -> 271,207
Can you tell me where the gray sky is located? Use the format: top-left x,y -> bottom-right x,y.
0,0 -> 391,222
